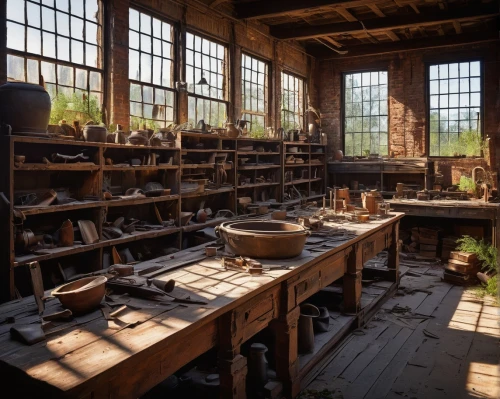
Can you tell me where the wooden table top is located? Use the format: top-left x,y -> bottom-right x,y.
0,211 -> 403,394
388,198 -> 500,209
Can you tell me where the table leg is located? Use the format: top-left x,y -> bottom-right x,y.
270,306 -> 301,398
387,220 -> 400,283
343,243 -> 362,313
218,313 -> 248,398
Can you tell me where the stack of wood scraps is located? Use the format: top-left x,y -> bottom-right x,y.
444,251 -> 480,284
410,226 -> 442,258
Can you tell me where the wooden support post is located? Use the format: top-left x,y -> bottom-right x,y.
387,220 -> 400,283
343,243 -> 362,313
270,306 -> 301,398
218,312 -> 247,398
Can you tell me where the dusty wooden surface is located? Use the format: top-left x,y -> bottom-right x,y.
304,262 -> 500,399
0,212 -> 403,397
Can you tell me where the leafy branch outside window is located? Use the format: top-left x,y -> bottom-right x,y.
50,92 -> 102,125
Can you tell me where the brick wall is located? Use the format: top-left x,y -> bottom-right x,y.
318,41 -> 500,187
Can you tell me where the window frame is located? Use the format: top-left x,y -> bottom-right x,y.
425,58 -> 484,158
128,6 -> 177,130
6,0 -> 105,103
281,70 -> 305,132
241,52 -> 269,134
185,30 -> 229,128
341,69 -> 389,157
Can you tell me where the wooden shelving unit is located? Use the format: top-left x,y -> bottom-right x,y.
282,142 -> 327,203
1,136 -> 182,301
328,158 -> 434,198
235,138 -> 282,207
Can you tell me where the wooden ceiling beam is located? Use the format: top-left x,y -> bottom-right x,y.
235,0 -> 387,20
410,4 -> 420,14
209,0 -> 230,8
453,20 -> 462,34
386,31 -> 400,41
336,7 -> 358,22
323,36 -> 344,48
270,2 -> 498,40
308,29 -> 498,59
368,4 -> 386,18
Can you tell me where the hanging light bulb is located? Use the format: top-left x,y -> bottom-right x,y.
196,71 -> 209,86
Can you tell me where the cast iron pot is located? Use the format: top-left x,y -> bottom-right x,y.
215,220 -> 310,259
0,82 -> 51,133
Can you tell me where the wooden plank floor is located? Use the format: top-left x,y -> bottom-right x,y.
302,264 -> 500,399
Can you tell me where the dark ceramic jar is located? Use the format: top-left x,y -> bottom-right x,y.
0,82 -> 51,133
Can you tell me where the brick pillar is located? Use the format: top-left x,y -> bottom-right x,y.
106,0 -> 130,129
0,0 -> 7,85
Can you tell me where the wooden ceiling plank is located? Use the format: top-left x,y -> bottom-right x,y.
209,0 -> 229,8
336,7 -> 358,22
410,4 -> 421,14
235,0 -> 382,20
386,31 -> 400,41
270,2 -> 498,40
437,25 -> 445,36
418,26 -> 428,37
314,38 -> 349,54
309,30 -> 499,58
453,20 -> 462,34
368,4 -> 386,18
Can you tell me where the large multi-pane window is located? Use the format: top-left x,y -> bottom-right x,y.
186,33 -> 227,128
343,71 -> 388,156
6,0 -> 104,112
428,61 -> 482,156
129,8 -> 175,130
281,72 -> 304,131
241,54 -> 268,134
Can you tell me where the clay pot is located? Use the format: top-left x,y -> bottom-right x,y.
0,82 -> 51,133
298,303 -> 320,354
83,125 -> 107,142
196,209 -> 208,223
248,343 -> 269,391
226,122 -> 240,138
52,276 -> 107,314
333,149 -> 343,161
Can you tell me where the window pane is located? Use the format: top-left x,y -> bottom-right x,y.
343,71 -> 388,156
7,55 -> 25,81
27,2 -> 41,28
428,61 -> 482,156
7,22 -> 25,51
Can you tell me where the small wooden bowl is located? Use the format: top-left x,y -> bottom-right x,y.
271,210 -> 287,220
51,276 -> 106,314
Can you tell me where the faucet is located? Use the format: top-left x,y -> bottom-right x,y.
472,166 -> 486,184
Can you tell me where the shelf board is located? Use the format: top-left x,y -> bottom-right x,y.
103,143 -> 180,151
181,187 -> 234,198
182,149 -> 235,153
181,217 -> 230,233
15,163 -> 99,171
15,201 -> 105,216
237,151 -> 280,155
180,131 -> 221,139
14,227 -> 181,267
285,163 -> 310,167
286,152 -> 309,155
285,179 -> 310,186
103,165 -> 179,171
105,195 -> 179,207
284,142 -> 309,145
309,177 -> 324,182
237,182 -> 280,189
181,163 -> 215,169
238,165 -> 281,170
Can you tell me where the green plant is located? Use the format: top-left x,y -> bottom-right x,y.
130,116 -> 159,130
458,176 -> 476,192
456,235 -> 497,274
50,92 -> 102,125
249,131 -> 267,139
450,130 -> 487,157
470,275 -> 498,301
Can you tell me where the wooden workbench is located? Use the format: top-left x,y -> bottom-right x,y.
387,199 -> 500,248
0,212 -> 403,398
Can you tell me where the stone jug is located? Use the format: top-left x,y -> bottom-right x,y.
298,303 -> 320,354
247,343 -> 269,391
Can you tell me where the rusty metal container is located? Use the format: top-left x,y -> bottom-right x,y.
215,220 -> 309,259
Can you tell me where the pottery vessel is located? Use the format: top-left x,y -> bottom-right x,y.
52,276 -> 107,314
248,343 -> 269,391
83,125 -> 107,142
226,122 -> 240,138
298,303 -> 320,354
215,220 -> 309,259
0,82 -> 51,133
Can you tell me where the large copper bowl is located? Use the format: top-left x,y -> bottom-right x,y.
216,220 -> 309,259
